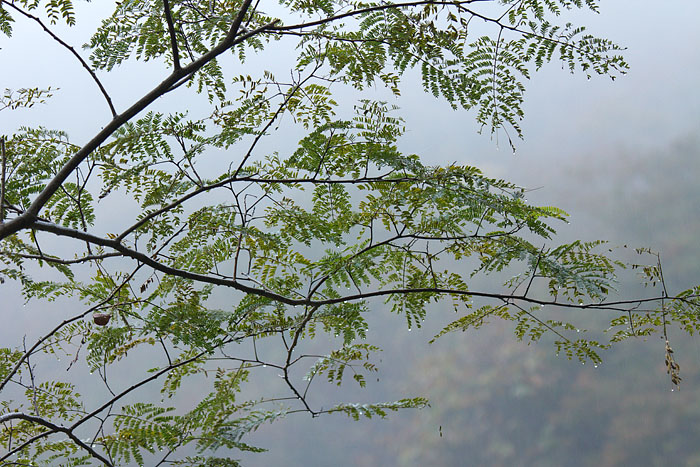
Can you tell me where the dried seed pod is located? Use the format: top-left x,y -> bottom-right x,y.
664,340 -> 682,388
93,313 -> 111,326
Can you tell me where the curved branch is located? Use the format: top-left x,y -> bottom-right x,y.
28,220 -> 696,314
283,305 -> 320,415
271,0 -> 623,71
0,412 -> 113,466
1,0 -> 117,117
115,174 -> 418,243
0,0 -> 276,242
32,219 -> 300,303
272,0 -> 484,32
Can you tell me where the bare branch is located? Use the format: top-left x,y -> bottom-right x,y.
283,306 -> 321,415
163,0 -> 182,70
0,0 -> 117,118
272,0 -> 479,32
0,136 -> 5,222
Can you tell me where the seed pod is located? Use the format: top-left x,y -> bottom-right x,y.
93,313 -> 111,326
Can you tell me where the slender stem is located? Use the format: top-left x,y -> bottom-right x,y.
0,250 -> 120,264
283,306 -> 320,415
1,0 -> 117,117
523,245 -> 544,297
1,136 -> 5,222
163,0 -> 182,70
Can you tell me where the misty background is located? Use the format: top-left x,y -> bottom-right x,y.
2,1 -> 700,465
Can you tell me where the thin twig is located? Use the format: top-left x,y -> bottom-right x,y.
523,245 -> 545,297
163,0 -> 182,70
283,306 -> 320,415
1,1 -> 117,117
0,250 -> 121,265
0,136 -> 5,222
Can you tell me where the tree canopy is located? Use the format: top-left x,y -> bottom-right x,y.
0,0 -> 697,465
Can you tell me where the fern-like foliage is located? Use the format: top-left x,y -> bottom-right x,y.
0,0 -> 692,465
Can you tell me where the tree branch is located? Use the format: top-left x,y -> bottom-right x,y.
0,136 -> 5,222
32,219 -> 301,303
163,0 -> 182,70
0,412 -> 114,466
0,250 -> 120,264
283,305 -> 320,416
272,0 -> 483,32
270,0 -> 623,72
1,0 -> 117,118
0,0 -> 276,242
28,220 -> 695,314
